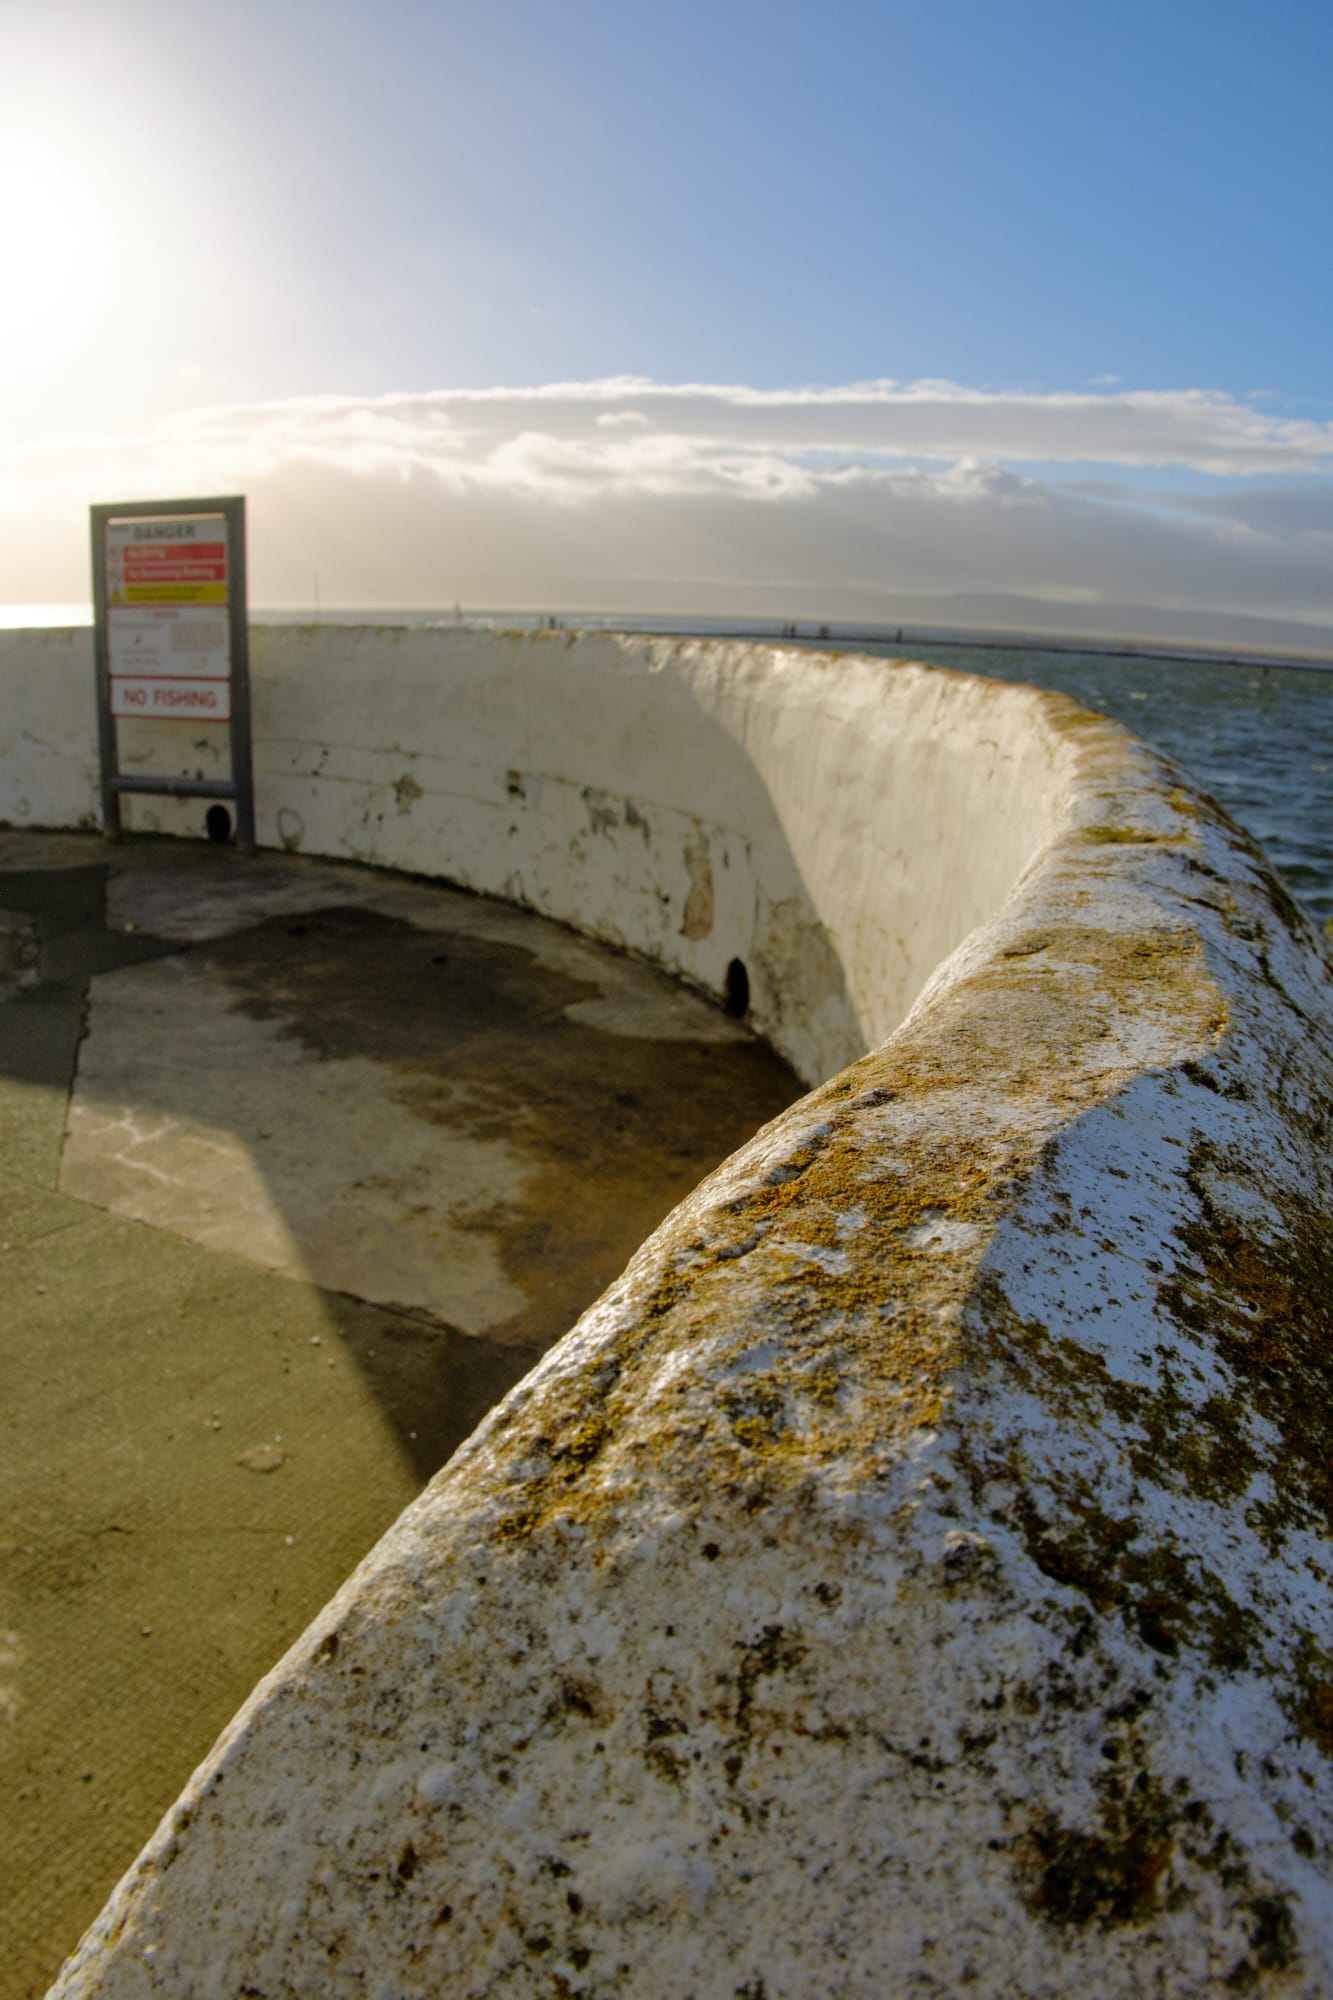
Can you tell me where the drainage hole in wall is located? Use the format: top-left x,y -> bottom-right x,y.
205,804 -> 233,844
725,957 -> 750,1019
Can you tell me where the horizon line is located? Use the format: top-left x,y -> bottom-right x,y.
2,600 -> 1330,674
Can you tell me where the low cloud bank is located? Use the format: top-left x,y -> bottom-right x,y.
4,379 -> 1332,653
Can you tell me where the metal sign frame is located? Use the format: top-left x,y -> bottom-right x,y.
90,494 -> 255,850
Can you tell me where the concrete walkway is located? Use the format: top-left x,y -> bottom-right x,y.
0,832 -> 801,2000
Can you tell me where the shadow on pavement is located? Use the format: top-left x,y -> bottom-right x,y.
0,832 -> 803,2000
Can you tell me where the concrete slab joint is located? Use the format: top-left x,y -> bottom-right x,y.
0,627 -> 1330,1996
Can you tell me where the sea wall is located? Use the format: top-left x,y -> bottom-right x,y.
3,627 -> 1331,1997
0,625 -> 1071,1082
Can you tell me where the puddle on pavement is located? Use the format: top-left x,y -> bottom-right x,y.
62,897 -> 804,1442
205,902 -> 803,1351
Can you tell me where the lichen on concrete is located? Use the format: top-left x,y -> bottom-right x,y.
29,642 -> 1333,1997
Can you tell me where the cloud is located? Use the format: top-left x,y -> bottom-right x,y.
1163,483 -> 1333,538
2,377 -> 1332,650
8,376 -> 1333,505
19,376 -> 1328,491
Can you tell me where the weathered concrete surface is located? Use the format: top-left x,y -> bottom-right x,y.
61,855 -> 771,1340
0,832 -> 799,2000
23,641 -> 1330,1996
0,625 -> 1075,1084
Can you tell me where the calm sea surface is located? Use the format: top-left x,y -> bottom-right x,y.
3,606 -> 1329,931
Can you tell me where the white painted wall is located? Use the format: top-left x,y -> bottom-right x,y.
0,625 -> 1074,1082
0,627 -> 101,834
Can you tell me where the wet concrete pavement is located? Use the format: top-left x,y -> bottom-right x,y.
0,831 -> 803,2000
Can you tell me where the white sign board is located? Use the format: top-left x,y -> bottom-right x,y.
107,515 -> 231,720
91,493 -> 254,848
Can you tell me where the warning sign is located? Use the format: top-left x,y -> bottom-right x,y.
108,607 -> 229,680
107,516 -> 229,607
107,516 -> 232,718
110,677 -> 233,719
91,494 -> 254,848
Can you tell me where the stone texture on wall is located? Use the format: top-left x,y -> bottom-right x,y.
6,631 -> 1331,1995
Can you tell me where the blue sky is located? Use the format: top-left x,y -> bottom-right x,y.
3,0 -> 1331,648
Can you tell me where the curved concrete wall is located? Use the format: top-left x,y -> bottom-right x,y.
0,626 -> 1074,1083
3,628 -> 1331,1997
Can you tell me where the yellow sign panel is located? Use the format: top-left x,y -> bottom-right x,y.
122,581 -> 229,603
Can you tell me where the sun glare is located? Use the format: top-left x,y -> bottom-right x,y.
0,118 -> 127,421
1,131 -> 103,319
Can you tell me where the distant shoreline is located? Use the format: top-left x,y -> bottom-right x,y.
2,601 -> 1331,673
250,608 -> 1333,675
250,607 -> 1333,674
